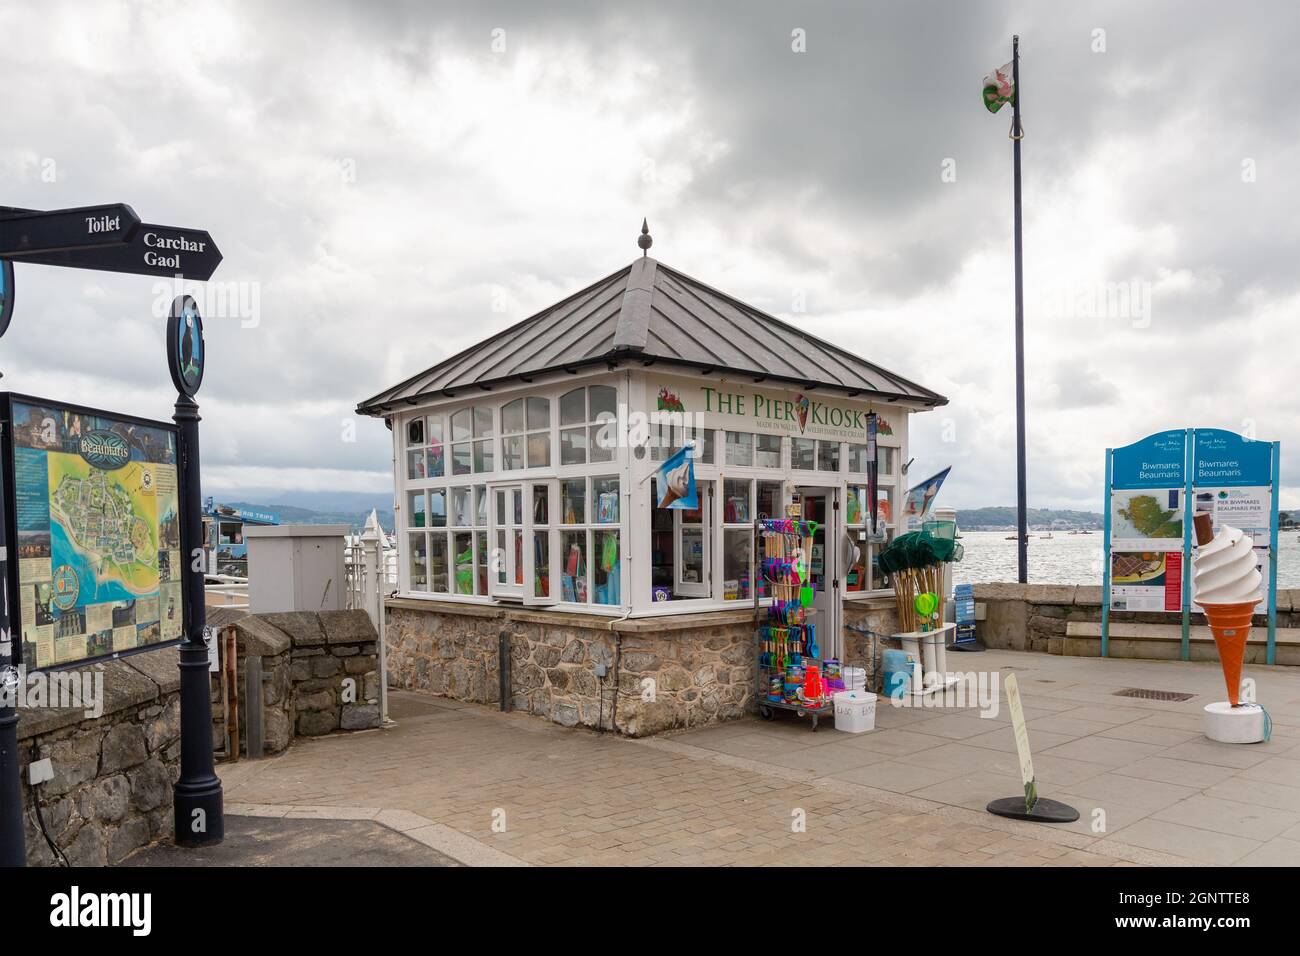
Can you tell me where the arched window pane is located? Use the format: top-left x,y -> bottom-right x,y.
560,388 -> 585,426
502,399 -> 524,434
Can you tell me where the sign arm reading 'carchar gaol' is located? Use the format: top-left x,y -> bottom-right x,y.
0,206 -> 222,281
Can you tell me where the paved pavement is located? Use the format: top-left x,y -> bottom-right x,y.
122,814 -> 458,867
215,649 -> 1300,866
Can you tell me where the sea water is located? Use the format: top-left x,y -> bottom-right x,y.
952,530 -> 1300,589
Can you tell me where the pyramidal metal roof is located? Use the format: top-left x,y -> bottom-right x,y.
357,255 -> 947,415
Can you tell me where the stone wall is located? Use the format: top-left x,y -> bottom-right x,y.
385,599 -> 757,736
974,583 -> 1300,665
18,648 -> 182,867
210,610 -> 383,755
842,597 -> 902,668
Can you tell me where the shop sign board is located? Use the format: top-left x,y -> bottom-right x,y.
1102,428 -> 1280,662
3,395 -> 184,671
649,374 -> 902,444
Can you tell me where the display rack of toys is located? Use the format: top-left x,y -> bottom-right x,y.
753,516 -> 833,731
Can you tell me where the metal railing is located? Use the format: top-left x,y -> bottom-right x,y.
205,573 -> 250,610
344,542 -> 397,611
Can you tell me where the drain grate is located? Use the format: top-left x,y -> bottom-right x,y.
1114,687 -> 1195,702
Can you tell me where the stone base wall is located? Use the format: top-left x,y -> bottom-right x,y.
974,583 -> 1300,665
210,610 -> 383,757
19,649 -> 183,867
842,598 -> 902,669
385,600 -> 757,736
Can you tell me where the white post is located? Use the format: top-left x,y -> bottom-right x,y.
360,509 -> 389,723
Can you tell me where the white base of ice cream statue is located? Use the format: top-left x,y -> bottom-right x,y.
1193,514 -> 1267,745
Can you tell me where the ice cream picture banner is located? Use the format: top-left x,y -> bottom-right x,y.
654,443 -> 698,511
902,467 -> 951,530
1102,428 -> 1281,664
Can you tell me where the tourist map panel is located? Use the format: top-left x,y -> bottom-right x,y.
11,399 -> 182,669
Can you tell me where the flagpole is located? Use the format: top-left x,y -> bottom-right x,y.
1011,34 -> 1028,584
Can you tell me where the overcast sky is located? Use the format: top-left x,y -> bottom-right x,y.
2,0 -> 1297,513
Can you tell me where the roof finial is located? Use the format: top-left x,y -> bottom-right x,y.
638,218 -> 653,256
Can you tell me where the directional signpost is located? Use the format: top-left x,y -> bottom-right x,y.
0,203 -> 141,257
0,207 -> 222,281
0,200 -> 224,866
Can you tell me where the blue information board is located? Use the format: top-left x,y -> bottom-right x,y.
1103,428 -> 1280,663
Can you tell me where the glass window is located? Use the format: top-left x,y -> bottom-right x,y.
757,480 -> 782,520
451,487 -> 473,526
817,440 -> 840,472
560,388 -> 585,426
453,532 -> 474,595
475,487 -> 488,525
450,409 -> 471,442
406,447 -> 426,481
427,420 -> 444,478
408,532 -> 428,590
755,434 -> 781,468
429,533 -> 449,593
527,432 -> 550,468
527,397 -> 550,430
561,531 -> 588,602
473,405 -> 493,437
407,491 -> 426,529
475,530 -> 488,596
592,477 -> 620,524
725,431 -> 753,467
791,437 -> 815,470
502,399 -> 524,434
562,479 -> 585,524
722,529 -> 754,601
533,534 -> 551,599
590,417 -> 616,463
723,478 -> 751,524
473,439 -> 493,473
560,426 -> 587,466
593,530 -> 620,605
451,443 -> 471,476
878,446 -> 896,475
503,435 -> 524,471
650,419 -> 712,463
590,385 -> 617,419
429,488 -> 447,528
502,397 -> 551,469
407,418 -> 424,446
532,484 -> 549,525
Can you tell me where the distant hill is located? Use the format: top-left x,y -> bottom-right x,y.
957,507 -> 1102,530
219,500 -> 394,533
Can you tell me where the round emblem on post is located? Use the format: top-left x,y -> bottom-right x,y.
167,294 -> 205,396
0,259 -> 14,340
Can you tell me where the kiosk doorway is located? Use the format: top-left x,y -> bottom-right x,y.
794,486 -> 841,660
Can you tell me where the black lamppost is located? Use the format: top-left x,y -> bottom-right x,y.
167,294 -> 223,846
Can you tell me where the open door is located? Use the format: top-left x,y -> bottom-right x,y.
674,485 -> 711,598
488,483 -> 524,600
522,480 -> 559,606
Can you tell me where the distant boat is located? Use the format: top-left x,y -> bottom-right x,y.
1068,529 -> 1080,535
1080,530 -> 1093,535
1040,532 -> 1054,539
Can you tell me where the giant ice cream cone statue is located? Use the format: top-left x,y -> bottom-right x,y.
1192,513 -> 1261,706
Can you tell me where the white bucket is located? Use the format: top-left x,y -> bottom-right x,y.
834,690 -> 877,734
842,666 -> 867,692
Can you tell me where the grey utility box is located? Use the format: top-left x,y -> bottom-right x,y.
243,524 -> 350,614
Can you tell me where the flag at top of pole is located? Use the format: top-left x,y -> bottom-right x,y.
985,35 -> 1029,583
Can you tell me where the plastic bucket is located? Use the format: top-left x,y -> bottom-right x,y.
881,649 -> 912,700
834,691 -> 877,733
843,666 -> 867,692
